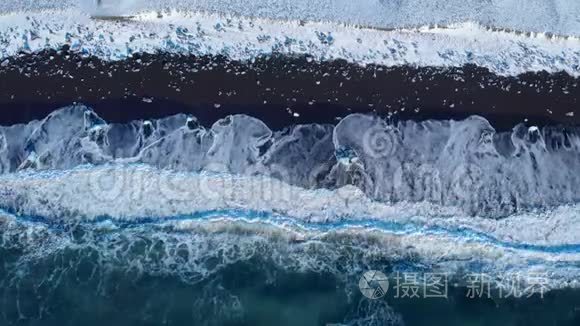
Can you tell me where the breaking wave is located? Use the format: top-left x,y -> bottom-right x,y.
0,96 -> 578,326
2,105 -> 580,218
0,105 -> 579,297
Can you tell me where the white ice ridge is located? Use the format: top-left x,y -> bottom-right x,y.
1,164 -> 579,248
1,0 -> 579,37
0,9 -> 579,77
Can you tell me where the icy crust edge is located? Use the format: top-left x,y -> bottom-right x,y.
2,0 -> 580,37
0,10 -> 579,77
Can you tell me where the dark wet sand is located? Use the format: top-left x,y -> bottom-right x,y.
0,48 -> 578,130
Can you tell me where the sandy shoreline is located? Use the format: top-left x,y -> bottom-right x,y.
0,49 -> 578,130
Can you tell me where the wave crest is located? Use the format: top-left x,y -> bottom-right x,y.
2,105 -> 580,218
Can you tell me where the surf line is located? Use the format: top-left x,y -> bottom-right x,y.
1,207 -> 580,254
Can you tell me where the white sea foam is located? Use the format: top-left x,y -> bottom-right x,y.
0,165 -> 579,290
1,107 -> 579,291
0,9 -> 578,76
2,106 -> 580,218
1,0 -> 579,37
1,163 -> 579,246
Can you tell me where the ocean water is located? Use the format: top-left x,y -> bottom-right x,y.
0,106 -> 579,325
1,218 -> 580,326
0,1 -> 579,325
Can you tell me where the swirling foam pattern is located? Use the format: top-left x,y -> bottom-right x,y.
2,106 -> 580,218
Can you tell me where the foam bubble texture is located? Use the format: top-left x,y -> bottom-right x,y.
0,10 -> 578,76
1,106 -> 580,219
1,0 -> 579,36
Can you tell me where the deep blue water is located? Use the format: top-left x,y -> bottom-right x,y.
1,216 -> 579,326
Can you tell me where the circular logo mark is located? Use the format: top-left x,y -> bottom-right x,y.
362,125 -> 397,158
359,270 -> 389,300
86,167 -> 129,203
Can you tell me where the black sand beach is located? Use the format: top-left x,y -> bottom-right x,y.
0,48 -> 578,130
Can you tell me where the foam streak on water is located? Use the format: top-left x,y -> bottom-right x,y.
1,166 -> 580,291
